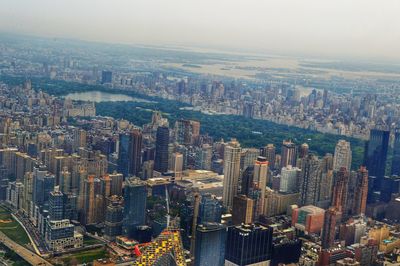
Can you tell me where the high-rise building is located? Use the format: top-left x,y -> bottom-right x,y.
364,128 -> 389,189
118,129 -> 142,177
101,70 -> 112,84
123,178 -> 147,239
232,194 -> 254,225
174,119 -> 200,145
281,140 -> 297,168
333,140 -> 352,172
170,152 -> 183,181
252,156 -> 268,218
321,207 -> 340,249
32,165 -> 55,207
298,155 -> 321,206
280,165 -> 301,193
222,139 -> 241,210
225,224 -> 273,266
195,223 -> 226,266
104,196 -> 124,241
260,144 -> 276,170
49,186 -> 64,221
346,167 -> 368,217
198,193 -> 222,224
299,143 -> 309,159
195,144 -> 212,170
154,126 -> 169,173
331,167 -> 349,213
391,128 -> 400,176
241,166 -> 254,196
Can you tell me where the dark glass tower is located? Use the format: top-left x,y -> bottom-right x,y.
33,166 -> 55,207
154,126 -> 169,173
49,187 -> 64,221
195,223 -> 227,266
364,128 -> 389,189
130,129 -> 143,176
198,193 -> 222,224
123,178 -> 147,239
391,128 -> 400,176
225,224 -> 273,266
118,133 -> 131,177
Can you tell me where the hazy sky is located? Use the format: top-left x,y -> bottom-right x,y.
1,0 -> 400,61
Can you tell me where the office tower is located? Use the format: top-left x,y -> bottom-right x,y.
347,167 -> 368,217
82,175 -> 96,225
130,129 -> 142,176
364,128 -> 389,189
298,155 -> 321,206
118,129 -> 142,177
101,70 -> 112,84
175,119 -> 200,145
232,195 -> 254,225
241,148 -> 260,171
333,140 -> 352,172
331,167 -> 349,213
281,140 -> 297,168
195,223 -> 226,266
142,160 -> 154,180
280,165 -> 301,193
392,128 -> 400,175
260,144 -> 276,171
32,165 -> 55,206
0,166 -> 8,201
60,167 -> 71,194
291,205 -> 325,234
225,224 -> 273,266
109,173 -> 123,196
222,139 -> 241,210
154,126 -> 169,173
321,207 -> 340,249
73,128 -> 87,151
241,166 -> 254,196
190,120 -> 201,144
198,193 -> 222,223
104,196 -> 124,241
195,144 -> 212,170
49,186 -> 64,220
299,143 -> 309,159
380,175 -> 400,202
252,156 -> 268,218
123,178 -> 147,239
170,152 -> 183,181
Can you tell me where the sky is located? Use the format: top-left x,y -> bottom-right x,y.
1,0 -> 400,61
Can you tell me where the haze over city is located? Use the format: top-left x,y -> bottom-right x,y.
1,0 -> 400,61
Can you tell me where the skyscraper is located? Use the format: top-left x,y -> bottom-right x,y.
195,223 -> 227,266
154,126 -> 169,173
130,129 -> 142,176
170,152 -> 183,181
260,144 -> 276,171
225,224 -> 273,266
281,140 -> 297,168
298,155 -> 321,206
32,165 -> 55,207
364,128 -> 389,189
391,128 -> 400,176
299,143 -> 309,159
123,177 -> 147,239
101,70 -> 112,84
232,194 -> 254,225
333,140 -> 352,172
198,193 -> 222,224
331,167 -> 349,213
118,133 -> 131,177
321,207 -> 340,249
280,165 -> 301,193
252,156 -> 268,218
222,139 -> 241,210
49,186 -> 64,221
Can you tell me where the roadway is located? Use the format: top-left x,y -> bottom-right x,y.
0,231 -> 52,266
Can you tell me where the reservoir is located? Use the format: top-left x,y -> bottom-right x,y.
65,91 -> 153,103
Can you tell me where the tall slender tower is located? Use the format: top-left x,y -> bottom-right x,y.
333,140 -> 352,172
298,154 -> 321,206
222,139 -> 241,210
260,144 -> 276,170
130,129 -> 142,176
351,166 -> 368,216
253,156 -> 268,218
155,126 -> 169,173
364,128 -> 389,189
391,128 -> 400,175
281,140 -> 297,168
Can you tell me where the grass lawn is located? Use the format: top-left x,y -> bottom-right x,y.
0,207 -> 30,246
59,247 -> 109,265
83,235 -> 103,246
